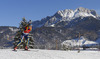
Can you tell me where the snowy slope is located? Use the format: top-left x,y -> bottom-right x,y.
0,49 -> 100,59
62,36 -> 99,47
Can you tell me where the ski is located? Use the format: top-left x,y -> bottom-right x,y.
23,50 -> 30,51
12,50 -> 17,52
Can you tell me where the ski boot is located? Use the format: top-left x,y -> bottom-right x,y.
25,46 -> 28,50
14,46 -> 17,51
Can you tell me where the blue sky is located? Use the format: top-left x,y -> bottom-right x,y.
0,0 -> 100,27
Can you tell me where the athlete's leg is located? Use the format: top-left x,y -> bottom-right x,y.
17,36 -> 24,46
14,35 -> 24,50
25,35 -> 29,50
26,37 -> 30,46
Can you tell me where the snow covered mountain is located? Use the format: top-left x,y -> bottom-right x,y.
31,8 -> 100,49
54,7 -> 98,20
32,7 -> 100,28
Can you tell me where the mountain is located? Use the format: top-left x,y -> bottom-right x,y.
0,26 -> 18,48
31,7 -> 100,49
32,7 -> 100,28
32,26 -> 98,49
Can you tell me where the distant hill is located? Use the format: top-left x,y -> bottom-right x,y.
0,26 -> 17,48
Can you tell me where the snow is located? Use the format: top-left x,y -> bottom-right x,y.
9,27 -> 18,32
0,49 -> 100,59
84,41 -> 98,46
73,8 -> 96,18
9,27 -> 14,31
57,7 -> 97,22
50,24 -> 55,27
62,36 -> 99,47
74,12 -> 96,18
57,9 -> 74,18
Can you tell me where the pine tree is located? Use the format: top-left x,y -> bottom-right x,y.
13,17 -> 34,49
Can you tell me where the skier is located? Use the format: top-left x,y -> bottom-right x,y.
14,20 -> 32,50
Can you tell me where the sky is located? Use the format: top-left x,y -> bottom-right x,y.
0,0 -> 100,27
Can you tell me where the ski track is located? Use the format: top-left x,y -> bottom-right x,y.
0,49 -> 100,59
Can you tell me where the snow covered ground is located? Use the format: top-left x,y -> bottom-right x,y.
0,49 -> 100,59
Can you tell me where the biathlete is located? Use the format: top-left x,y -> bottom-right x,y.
14,21 -> 32,50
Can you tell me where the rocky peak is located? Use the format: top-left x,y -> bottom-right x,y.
54,9 -> 74,18
76,7 -> 90,12
54,7 -> 98,19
